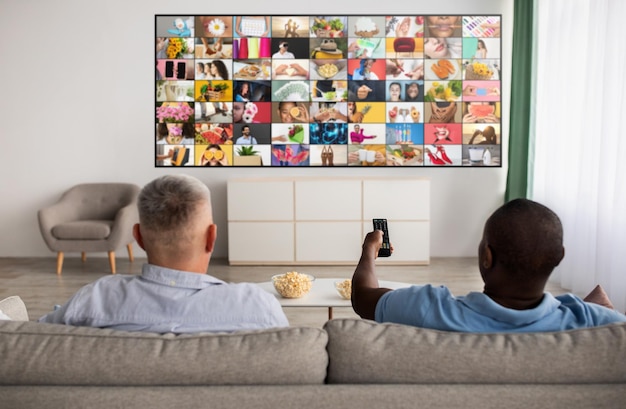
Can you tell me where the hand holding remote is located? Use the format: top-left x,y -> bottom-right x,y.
373,219 -> 391,257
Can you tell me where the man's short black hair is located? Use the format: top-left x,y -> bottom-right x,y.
485,198 -> 563,277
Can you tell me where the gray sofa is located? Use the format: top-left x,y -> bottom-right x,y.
1,319 -> 624,409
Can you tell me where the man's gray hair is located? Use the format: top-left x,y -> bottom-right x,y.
138,174 -> 211,233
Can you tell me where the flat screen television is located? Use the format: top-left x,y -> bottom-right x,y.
155,15 -> 502,167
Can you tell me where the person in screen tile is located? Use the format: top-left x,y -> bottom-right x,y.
272,41 -> 295,59
235,125 -> 258,144
405,82 -> 422,102
201,144 -> 230,166
352,59 -> 379,80
208,60 -> 229,80
348,80 -> 384,102
425,16 -> 462,37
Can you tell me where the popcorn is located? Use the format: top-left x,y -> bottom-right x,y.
272,272 -> 313,298
335,279 -> 352,300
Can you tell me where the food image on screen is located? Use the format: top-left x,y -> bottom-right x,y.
155,15 -> 502,167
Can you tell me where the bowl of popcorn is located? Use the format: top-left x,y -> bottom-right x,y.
334,279 -> 352,300
271,271 -> 315,298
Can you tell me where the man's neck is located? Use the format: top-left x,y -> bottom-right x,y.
147,258 -> 209,275
483,291 -> 545,310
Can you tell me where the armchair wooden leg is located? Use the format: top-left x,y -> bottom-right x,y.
81,252 -> 87,262
56,252 -> 64,275
126,243 -> 134,262
108,251 -> 116,274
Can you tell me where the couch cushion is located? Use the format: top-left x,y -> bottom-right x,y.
324,319 -> 626,384
51,220 -> 113,240
0,321 -> 328,386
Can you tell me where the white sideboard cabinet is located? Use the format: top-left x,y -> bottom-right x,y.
227,178 -> 429,265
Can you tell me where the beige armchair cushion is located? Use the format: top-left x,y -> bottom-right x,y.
52,220 -> 113,240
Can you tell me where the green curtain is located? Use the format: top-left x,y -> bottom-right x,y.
505,0 -> 534,201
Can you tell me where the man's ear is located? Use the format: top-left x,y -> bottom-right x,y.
482,243 -> 493,269
555,246 -> 565,267
205,224 -> 217,253
132,224 -> 145,251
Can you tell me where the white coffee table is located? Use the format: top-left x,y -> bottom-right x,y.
257,278 -> 412,320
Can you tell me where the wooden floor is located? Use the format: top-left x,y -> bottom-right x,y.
0,257 -> 571,328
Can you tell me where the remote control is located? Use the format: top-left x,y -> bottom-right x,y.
373,219 -> 391,257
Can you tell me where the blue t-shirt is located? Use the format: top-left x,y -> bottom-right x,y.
375,284 -> 626,333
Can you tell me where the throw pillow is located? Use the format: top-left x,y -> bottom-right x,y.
0,296 -> 29,321
583,285 -> 614,309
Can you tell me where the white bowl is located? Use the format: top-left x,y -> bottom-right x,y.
271,272 -> 315,298
334,279 -> 352,300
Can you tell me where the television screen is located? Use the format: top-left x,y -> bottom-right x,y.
155,15 -> 502,167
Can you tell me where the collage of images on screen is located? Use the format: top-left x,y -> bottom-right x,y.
155,15 -> 501,167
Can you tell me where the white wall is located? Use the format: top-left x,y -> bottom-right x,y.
0,0 -> 513,259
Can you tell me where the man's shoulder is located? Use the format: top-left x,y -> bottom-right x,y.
84,274 -> 137,293
556,293 -> 626,321
226,281 -> 270,293
91,273 -> 134,284
383,284 -> 453,302
231,281 -> 278,296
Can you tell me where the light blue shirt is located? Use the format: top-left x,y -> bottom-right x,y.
235,135 -> 257,144
375,284 -> 626,333
39,264 -> 289,333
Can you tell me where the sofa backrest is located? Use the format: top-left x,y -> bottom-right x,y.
324,319 -> 626,384
4,319 -> 625,387
0,321 -> 328,386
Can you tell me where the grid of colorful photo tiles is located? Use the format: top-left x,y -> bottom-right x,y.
155,15 -> 501,167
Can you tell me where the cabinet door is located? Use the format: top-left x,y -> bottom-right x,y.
228,180 -> 293,221
363,179 -> 429,220
295,222 -> 363,263
228,222 -> 294,263
295,180 -> 361,221
364,220 -> 430,263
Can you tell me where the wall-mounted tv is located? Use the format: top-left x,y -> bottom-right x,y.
155,15 -> 501,167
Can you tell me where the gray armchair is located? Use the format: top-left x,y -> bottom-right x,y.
38,183 -> 141,275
